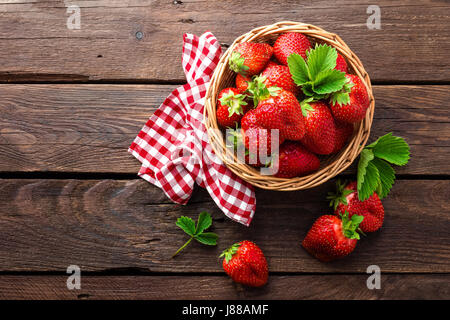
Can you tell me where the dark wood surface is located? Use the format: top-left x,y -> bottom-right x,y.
1,275 -> 448,300
0,0 -> 449,300
0,0 -> 449,82
0,179 -> 449,273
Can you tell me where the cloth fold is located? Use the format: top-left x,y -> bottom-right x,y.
129,32 -> 256,226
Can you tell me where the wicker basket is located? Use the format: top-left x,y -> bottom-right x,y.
204,21 -> 375,191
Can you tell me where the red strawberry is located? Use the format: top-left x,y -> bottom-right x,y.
274,32 -> 312,65
220,241 -> 268,287
241,109 -> 284,156
302,212 -> 363,262
229,42 -> 273,76
226,126 -> 264,167
300,101 -> 336,155
330,74 -> 370,123
332,121 -> 353,153
327,180 -> 385,233
274,141 -> 320,178
266,61 -> 279,68
235,73 -> 251,93
335,53 -> 348,73
255,89 -> 306,141
216,88 -> 248,128
261,64 -> 299,95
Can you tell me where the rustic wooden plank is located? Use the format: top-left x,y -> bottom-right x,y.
0,85 -> 448,175
0,274 -> 448,300
0,179 -> 448,273
0,1 -> 449,82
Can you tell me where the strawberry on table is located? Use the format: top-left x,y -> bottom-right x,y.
274,141 -> 320,178
261,64 -> 300,95
302,212 -> 364,262
229,42 -> 273,76
327,180 -> 385,233
216,87 -> 248,128
300,100 -> 337,155
331,120 -> 354,153
220,240 -> 268,287
274,32 -> 312,65
330,74 -> 370,123
335,53 -> 348,73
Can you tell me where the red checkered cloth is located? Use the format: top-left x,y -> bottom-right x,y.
129,32 -> 256,226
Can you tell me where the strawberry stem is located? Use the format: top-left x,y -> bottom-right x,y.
172,237 -> 194,258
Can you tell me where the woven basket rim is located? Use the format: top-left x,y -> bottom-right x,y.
204,21 -> 375,191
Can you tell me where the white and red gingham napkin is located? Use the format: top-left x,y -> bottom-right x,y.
129,32 -> 256,226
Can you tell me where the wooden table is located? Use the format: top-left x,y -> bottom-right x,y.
0,0 -> 449,300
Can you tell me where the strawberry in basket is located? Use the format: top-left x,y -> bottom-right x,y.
229,42 -> 273,76
216,87 -> 249,128
299,100 -> 337,155
329,74 -> 370,123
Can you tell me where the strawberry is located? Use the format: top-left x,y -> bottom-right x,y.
226,126 -> 264,167
261,64 -> 299,95
327,180 -> 385,233
220,241 -> 268,287
302,212 -> 363,262
274,141 -> 320,178
335,53 -> 348,73
332,121 -> 353,153
330,74 -> 370,123
229,42 -> 273,76
216,88 -> 248,128
274,32 -> 312,65
235,73 -> 251,93
266,61 -> 279,68
255,89 -> 306,141
300,100 -> 336,155
241,109 -> 284,156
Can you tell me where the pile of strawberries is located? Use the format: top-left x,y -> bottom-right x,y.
217,32 -> 370,178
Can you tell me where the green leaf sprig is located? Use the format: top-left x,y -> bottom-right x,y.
357,133 -> 410,201
173,212 -> 218,257
341,211 -> 364,240
287,44 -> 347,100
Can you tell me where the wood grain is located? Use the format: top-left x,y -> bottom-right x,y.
0,84 -> 448,175
0,274 -> 448,300
0,179 -> 448,273
0,1 -> 449,82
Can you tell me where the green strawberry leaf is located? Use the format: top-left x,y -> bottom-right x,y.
367,133 -> 411,166
330,91 -> 350,106
357,148 -> 382,201
341,211 -> 364,240
357,149 -> 375,191
195,211 -> 212,235
371,158 -> 396,199
173,212 -> 218,258
288,44 -> 347,99
219,242 -> 241,263
229,51 -> 249,75
358,160 -> 380,201
175,216 -> 196,237
300,97 -> 315,117
355,133 -> 411,201
312,69 -> 347,95
307,44 -> 338,80
326,179 -> 353,210
195,232 -> 218,246
246,75 -> 280,106
287,53 -> 310,85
